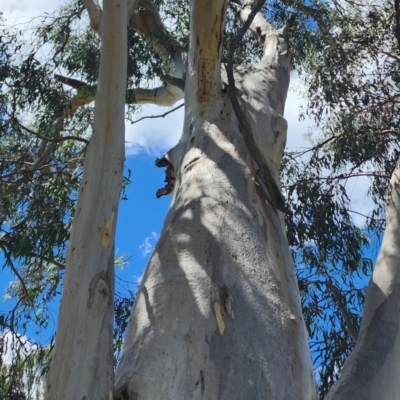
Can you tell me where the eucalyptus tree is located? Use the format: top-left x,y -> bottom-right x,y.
283,1 -> 400,395
1,0 -> 400,399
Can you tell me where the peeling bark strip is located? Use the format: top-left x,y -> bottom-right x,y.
197,58 -> 213,103
214,302 -> 225,335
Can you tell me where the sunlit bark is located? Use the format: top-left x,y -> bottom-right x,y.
326,158 -> 400,400
45,0 -> 127,398
114,1 -> 316,398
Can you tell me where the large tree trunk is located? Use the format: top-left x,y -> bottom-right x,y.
325,158 -> 400,400
114,2 -> 316,399
45,1 -> 127,399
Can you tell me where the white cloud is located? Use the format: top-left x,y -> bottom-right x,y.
346,175 -> 374,227
125,77 -> 313,158
139,231 -> 159,257
0,0 -> 66,24
125,102 -> 184,157
285,74 -> 316,149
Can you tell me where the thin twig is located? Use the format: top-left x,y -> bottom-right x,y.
348,209 -> 385,222
131,103 -> 184,125
0,243 -> 34,306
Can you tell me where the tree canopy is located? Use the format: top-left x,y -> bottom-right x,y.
0,0 -> 399,397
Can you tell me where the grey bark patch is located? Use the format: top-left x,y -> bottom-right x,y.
87,270 -> 107,308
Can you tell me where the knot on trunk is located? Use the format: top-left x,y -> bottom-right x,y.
155,155 -> 175,198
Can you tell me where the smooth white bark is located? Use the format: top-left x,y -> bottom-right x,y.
45,1 -> 127,399
114,2 -> 316,398
326,158 -> 400,400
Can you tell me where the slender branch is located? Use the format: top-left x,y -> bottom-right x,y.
28,254 -> 65,270
25,92 -> 95,172
227,0 -> 290,213
348,209 -> 385,222
82,0 -> 103,36
16,121 -> 89,145
380,51 -> 400,62
327,279 -> 358,343
0,159 -> 81,182
288,171 -> 390,186
291,135 -> 337,156
377,129 -> 400,138
0,239 -> 65,270
55,74 -> 87,89
0,243 -> 33,306
131,103 -> 184,125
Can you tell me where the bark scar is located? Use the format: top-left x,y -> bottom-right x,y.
197,58 -> 212,103
101,210 -> 115,248
87,270 -> 108,308
214,302 -> 225,335
184,156 -> 200,171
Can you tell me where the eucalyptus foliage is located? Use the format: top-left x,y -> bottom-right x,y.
0,0 -> 398,397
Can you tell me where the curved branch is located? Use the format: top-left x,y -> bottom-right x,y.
82,0 -> 103,36
16,121 -> 89,145
131,102 -> 184,125
227,0 -> 290,213
0,242 -> 33,306
26,92 -> 95,173
128,0 -> 187,80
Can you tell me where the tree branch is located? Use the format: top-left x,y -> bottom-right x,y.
327,279 -> 358,343
82,0 -> 103,36
131,103 -> 184,125
127,84 -> 183,106
227,0 -> 290,213
129,0 -> 185,67
16,120 -> 89,145
0,242 -> 34,306
0,239 -> 65,270
55,74 -> 87,89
